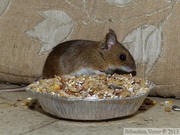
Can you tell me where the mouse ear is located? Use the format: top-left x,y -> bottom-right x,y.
105,29 -> 117,50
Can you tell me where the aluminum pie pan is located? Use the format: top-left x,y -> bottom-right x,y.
26,81 -> 154,121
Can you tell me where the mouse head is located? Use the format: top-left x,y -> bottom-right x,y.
100,29 -> 136,75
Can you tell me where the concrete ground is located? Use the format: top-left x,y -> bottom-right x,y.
0,84 -> 180,135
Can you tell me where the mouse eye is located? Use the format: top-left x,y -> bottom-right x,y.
119,54 -> 126,61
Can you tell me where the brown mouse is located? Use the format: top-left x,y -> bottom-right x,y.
0,29 -> 136,92
43,29 -> 136,78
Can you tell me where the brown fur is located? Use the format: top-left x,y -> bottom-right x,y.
42,29 -> 136,78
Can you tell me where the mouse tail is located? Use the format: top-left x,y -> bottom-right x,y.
0,86 -> 26,92
0,75 -> 42,92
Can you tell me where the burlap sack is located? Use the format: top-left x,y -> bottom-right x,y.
0,0 -> 179,97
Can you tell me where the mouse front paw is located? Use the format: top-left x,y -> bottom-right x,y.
93,70 -> 106,75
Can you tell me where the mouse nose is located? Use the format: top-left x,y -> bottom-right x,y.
128,62 -> 136,71
131,71 -> 136,76
126,63 -> 136,76
129,62 -> 136,76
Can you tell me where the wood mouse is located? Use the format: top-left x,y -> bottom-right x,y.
0,29 -> 136,92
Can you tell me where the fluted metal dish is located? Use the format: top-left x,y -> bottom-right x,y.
26,81 -> 154,120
